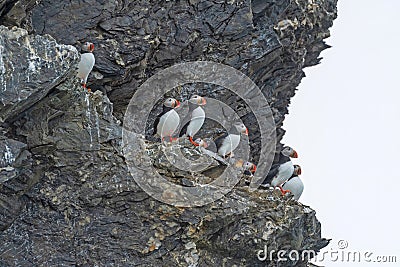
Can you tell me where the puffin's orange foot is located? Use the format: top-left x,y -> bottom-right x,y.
87,87 -> 91,93
279,186 -> 290,195
189,136 -> 199,146
171,137 -> 178,141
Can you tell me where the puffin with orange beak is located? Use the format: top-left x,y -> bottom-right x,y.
215,122 -> 248,158
194,137 -> 228,163
270,163 -> 302,195
194,138 -> 217,153
243,161 -> 257,176
262,146 -> 299,193
77,42 -> 95,92
280,146 -> 298,161
282,170 -> 304,201
185,95 -> 207,146
153,98 -> 181,142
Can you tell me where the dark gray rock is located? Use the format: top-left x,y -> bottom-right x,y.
0,25 -> 78,122
0,0 -> 337,266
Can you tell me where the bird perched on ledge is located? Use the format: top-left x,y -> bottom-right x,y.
154,98 -> 181,142
262,146 -> 299,194
282,174 -> 304,200
215,122 -> 248,158
270,163 -> 301,195
183,95 -> 207,146
77,42 -> 95,92
243,161 -> 257,176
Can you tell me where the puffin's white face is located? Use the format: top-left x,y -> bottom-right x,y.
189,95 -> 206,105
234,122 -> 248,136
243,161 -> 257,173
83,42 -> 94,52
293,165 -> 302,176
164,98 -> 180,108
281,146 -> 298,158
194,138 -> 207,148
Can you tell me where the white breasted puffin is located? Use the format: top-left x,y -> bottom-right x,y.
263,146 -> 298,183
215,122 -> 248,158
153,98 -> 181,142
277,146 -> 298,164
77,42 -> 95,92
282,174 -> 304,201
243,161 -> 257,176
185,95 -> 207,146
270,163 -> 301,195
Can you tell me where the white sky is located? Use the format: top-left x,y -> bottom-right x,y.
282,0 -> 400,266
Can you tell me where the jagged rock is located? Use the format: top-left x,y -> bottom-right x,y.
0,1 -> 337,266
0,137 -> 28,181
0,25 -> 78,122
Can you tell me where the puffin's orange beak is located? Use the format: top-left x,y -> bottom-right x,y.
174,100 -> 181,108
291,150 -> 298,158
251,164 -> 257,173
201,97 -> 206,105
297,168 -> 302,175
89,43 -> 94,52
244,128 -> 249,136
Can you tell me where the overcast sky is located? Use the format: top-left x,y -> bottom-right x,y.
283,0 -> 400,266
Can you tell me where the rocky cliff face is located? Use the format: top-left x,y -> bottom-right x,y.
0,1 -> 337,266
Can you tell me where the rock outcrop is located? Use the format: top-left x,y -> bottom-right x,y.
0,0 -> 337,266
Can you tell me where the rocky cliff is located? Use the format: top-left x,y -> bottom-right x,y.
0,0 -> 337,266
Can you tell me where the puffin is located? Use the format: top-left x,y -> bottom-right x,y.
270,163 -> 301,195
282,174 -> 304,201
77,42 -> 95,92
243,161 -> 257,176
184,95 -> 207,146
277,146 -> 298,164
153,98 -> 181,142
194,137 -> 227,163
215,122 -> 248,158
264,146 -> 298,182
194,137 -> 217,153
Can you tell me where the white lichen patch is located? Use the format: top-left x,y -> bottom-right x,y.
3,144 -> 14,165
0,44 -> 6,93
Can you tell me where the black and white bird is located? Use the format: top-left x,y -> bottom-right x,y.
262,146 -> 299,193
243,161 -> 257,176
153,98 -> 181,142
270,163 -> 301,195
264,146 -> 298,181
77,42 -> 95,92
215,122 -> 248,158
184,95 -> 207,146
194,137 -> 217,153
277,146 -> 298,164
194,137 -> 227,163
282,174 -> 304,200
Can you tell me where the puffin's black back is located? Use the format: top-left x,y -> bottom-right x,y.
278,155 -> 290,164
214,124 -> 240,149
263,164 -> 280,183
214,132 -> 229,149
